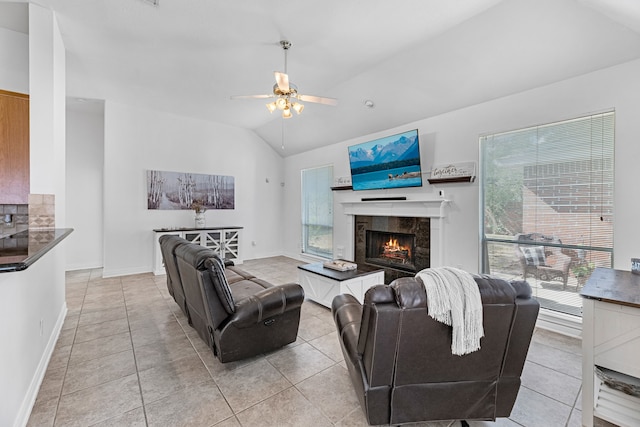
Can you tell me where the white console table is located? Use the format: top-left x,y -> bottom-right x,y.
153,226 -> 242,275
298,262 -> 384,308
581,268 -> 640,427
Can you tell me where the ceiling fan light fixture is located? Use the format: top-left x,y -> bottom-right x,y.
292,102 -> 304,115
231,39 -> 337,125
276,97 -> 288,110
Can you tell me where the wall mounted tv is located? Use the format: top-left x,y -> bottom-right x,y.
348,129 -> 423,191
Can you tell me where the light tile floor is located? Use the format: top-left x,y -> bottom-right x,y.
27,256 -> 607,427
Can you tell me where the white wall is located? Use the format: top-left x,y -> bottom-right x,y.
102,101 -> 284,277
0,26 -> 28,93
0,244 -> 67,427
65,103 -> 104,270
0,5 -> 67,426
283,58 -> 640,272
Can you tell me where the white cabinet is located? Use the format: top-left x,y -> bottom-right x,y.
581,268 -> 640,427
153,227 -> 242,275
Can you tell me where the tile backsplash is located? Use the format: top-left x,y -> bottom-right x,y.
28,194 -> 55,229
0,204 -> 29,238
0,194 -> 55,238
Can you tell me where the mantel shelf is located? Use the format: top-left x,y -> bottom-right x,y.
427,176 -> 475,184
339,198 -> 450,218
340,198 -> 449,205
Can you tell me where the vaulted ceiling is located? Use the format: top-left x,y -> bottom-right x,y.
3,0 -> 640,156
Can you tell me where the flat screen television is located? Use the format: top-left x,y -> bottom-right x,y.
348,129 -> 423,191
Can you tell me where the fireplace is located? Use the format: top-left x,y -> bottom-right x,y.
354,215 -> 430,282
365,230 -> 416,272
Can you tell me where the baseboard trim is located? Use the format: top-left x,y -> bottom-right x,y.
536,307 -> 582,338
65,263 -> 103,272
102,266 -> 150,278
15,303 -> 67,427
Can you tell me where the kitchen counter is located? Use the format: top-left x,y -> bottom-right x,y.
0,228 -> 73,273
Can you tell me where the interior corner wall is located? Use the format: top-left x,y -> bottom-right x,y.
65,104 -> 104,270
52,16 -> 66,226
0,5 -> 67,427
29,3 -> 65,202
102,101 -> 284,277
283,58 -> 640,272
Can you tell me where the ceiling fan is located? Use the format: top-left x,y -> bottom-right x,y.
231,40 -> 338,119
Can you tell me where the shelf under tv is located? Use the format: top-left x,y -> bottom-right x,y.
427,176 -> 475,184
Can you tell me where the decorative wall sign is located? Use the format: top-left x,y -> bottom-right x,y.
147,170 -> 235,210
427,162 -> 476,184
331,176 -> 353,191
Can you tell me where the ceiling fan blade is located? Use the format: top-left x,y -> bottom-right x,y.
298,94 -> 338,106
230,94 -> 274,100
275,72 -> 290,93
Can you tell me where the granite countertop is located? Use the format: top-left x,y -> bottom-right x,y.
153,226 -> 243,232
0,228 -> 73,273
580,267 -> 640,309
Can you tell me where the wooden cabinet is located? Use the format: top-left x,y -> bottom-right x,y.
0,90 -> 29,204
153,227 -> 242,275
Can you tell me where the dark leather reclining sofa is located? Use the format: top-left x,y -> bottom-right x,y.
159,234 -> 304,362
332,274 -> 539,425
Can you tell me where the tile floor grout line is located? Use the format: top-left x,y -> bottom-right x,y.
524,358 -> 582,381
51,273 -> 89,427
121,275 -> 151,427
518,384 -> 575,426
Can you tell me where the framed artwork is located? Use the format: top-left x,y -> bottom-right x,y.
147,170 -> 234,210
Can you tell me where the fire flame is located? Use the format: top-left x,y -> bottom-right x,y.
385,238 -> 400,250
378,234 -> 412,264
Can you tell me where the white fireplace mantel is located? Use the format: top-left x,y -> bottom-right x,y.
339,198 -> 451,269
340,198 -> 450,218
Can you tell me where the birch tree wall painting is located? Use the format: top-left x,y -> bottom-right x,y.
147,170 -> 235,210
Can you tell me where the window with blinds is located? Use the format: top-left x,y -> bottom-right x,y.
301,165 -> 333,259
480,112 -> 614,316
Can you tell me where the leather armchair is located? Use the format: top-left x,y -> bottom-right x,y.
159,235 -> 190,320
174,242 -> 304,363
332,274 -> 539,425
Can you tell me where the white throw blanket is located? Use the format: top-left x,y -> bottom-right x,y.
416,267 -> 484,355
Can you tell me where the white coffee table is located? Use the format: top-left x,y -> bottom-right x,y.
297,262 -> 385,308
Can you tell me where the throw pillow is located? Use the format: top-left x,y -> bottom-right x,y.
520,246 -> 546,266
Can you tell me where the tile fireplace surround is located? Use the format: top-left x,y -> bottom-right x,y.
340,199 -> 449,278
355,216 -> 430,282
